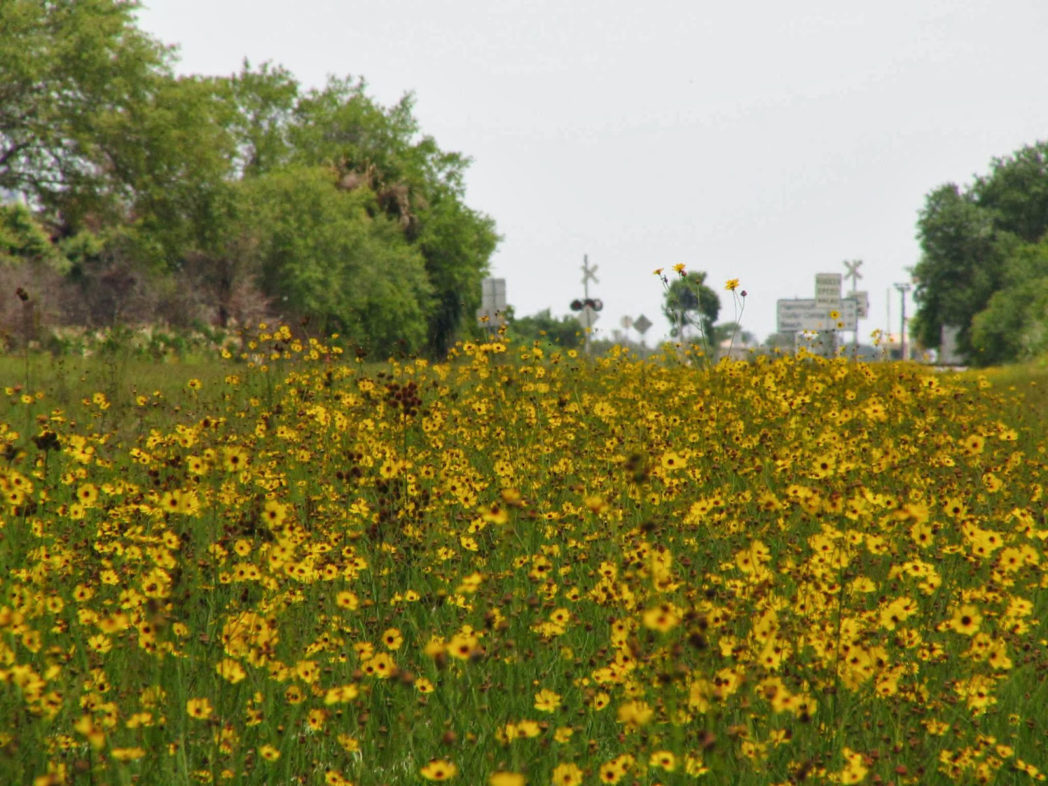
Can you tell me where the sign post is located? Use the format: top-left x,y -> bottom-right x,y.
776,270 -> 867,357
842,260 -> 864,357
569,254 -> 602,355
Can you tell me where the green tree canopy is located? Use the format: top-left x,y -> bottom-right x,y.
911,185 -> 1012,356
505,308 -> 583,349
238,166 -> 432,356
0,9 -> 498,355
912,140 -> 1048,365
0,0 -> 173,222
968,238 -> 1048,364
285,75 -> 498,354
661,270 -> 720,345
0,203 -> 64,269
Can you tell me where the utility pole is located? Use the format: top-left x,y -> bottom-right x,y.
894,282 -> 911,360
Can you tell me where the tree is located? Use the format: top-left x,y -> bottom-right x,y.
0,0 -> 173,223
660,270 -> 720,345
1,8 -> 499,356
226,61 -> 299,178
972,143 -> 1048,243
238,166 -> 433,356
287,77 -> 498,354
90,73 -> 239,268
0,202 -> 64,269
505,308 -> 583,349
911,185 -> 1014,358
912,141 -> 1048,365
968,238 -> 1048,363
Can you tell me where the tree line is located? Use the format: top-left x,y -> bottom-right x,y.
913,140 -> 1048,366
0,0 -> 497,357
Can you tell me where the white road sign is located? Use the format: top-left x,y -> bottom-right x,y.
852,290 -> 869,319
777,298 -> 858,332
477,277 -> 507,325
815,273 -> 842,308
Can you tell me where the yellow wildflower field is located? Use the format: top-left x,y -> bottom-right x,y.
1,335 -> 1047,785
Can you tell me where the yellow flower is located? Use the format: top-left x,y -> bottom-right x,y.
649,750 -> 676,771
591,691 -> 611,710
489,772 -> 525,786
111,747 -> 147,761
420,759 -> 458,781
336,591 -> 359,610
215,658 -> 246,684
186,698 -> 213,720
307,709 -> 327,731
534,688 -> 562,713
363,652 -> 396,679
259,744 -> 280,761
642,602 -> 680,632
659,450 -> 686,471
76,483 -> 98,506
551,763 -> 584,786
262,499 -> 288,527
222,446 -> 249,473
616,699 -> 654,728
446,632 -> 478,660
323,684 -> 359,704
725,278 -> 740,291
948,604 -> 983,636
598,754 -> 635,784
673,263 -> 686,274
653,268 -> 664,276
554,726 -> 574,743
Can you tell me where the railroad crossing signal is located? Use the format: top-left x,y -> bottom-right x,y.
581,255 -> 599,286
843,259 -> 863,291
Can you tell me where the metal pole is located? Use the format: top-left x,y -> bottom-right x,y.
894,282 -> 911,361
583,254 -> 591,355
886,287 -> 891,358
900,292 -> 906,360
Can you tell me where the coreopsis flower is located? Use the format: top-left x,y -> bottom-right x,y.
533,688 -> 562,713
948,604 -> 983,636
616,700 -> 654,728
186,698 -> 213,720
649,751 -> 676,771
551,763 -> 584,786
420,759 -> 457,781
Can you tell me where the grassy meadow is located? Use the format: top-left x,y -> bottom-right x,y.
2,331 -> 1048,785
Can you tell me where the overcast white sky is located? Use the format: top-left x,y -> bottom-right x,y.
137,0 -> 1048,344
